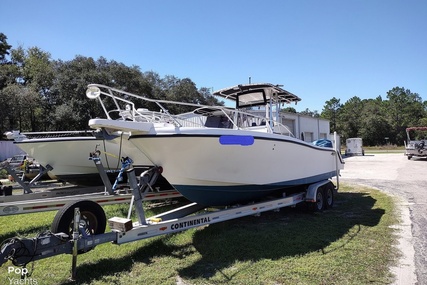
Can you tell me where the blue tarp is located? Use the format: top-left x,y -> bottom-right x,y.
312,139 -> 333,148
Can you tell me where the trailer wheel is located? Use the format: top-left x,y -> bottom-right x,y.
308,188 -> 325,212
51,200 -> 106,252
324,184 -> 334,209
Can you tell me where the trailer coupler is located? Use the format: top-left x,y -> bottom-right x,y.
0,231 -> 117,268
0,232 -> 70,267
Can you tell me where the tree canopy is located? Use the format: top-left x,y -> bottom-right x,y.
0,38 -> 223,134
320,88 -> 427,145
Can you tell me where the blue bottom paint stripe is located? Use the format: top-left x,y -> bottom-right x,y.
172,171 -> 337,205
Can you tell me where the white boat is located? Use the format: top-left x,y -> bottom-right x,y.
6,130 -> 170,188
87,83 -> 344,205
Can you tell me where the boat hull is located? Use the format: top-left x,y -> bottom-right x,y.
14,136 -> 154,186
128,129 -> 342,205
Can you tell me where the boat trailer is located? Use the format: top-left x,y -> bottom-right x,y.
0,154 -> 337,280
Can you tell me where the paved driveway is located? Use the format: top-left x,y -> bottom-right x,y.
339,153 -> 426,285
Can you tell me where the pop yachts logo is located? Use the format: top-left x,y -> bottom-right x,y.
7,266 -> 38,285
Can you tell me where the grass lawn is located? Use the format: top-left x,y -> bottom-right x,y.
0,184 -> 400,285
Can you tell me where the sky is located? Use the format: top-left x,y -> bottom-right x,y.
2,0 -> 426,112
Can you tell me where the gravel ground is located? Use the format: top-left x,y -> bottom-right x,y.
339,153 -> 425,285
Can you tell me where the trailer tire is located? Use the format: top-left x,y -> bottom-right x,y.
324,183 -> 334,209
308,188 -> 325,212
51,200 -> 106,252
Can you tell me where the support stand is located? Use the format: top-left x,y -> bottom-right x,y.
127,167 -> 161,225
89,150 -> 162,225
89,151 -> 114,195
1,163 -> 32,194
1,162 -> 54,194
71,207 -> 80,281
27,164 -> 53,188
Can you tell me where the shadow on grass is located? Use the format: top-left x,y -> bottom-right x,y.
60,237 -> 192,285
180,191 -> 384,279
59,191 -> 383,284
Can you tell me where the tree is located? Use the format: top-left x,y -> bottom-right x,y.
0,33 -> 12,62
321,97 -> 342,133
0,85 -> 15,133
418,117 -> 427,127
50,56 -> 152,130
0,45 -> 49,133
199,86 -> 222,106
165,78 -> 206,113
299,108 -> 319,118
338,96 -> 364,139
0,84 -> 40,132
143,73 -> 222,114
358,97 -> 390,145
24,47 -> 55,131
0,34 -> 17,90
281,107 -> 297,113
386,87 -> 425,144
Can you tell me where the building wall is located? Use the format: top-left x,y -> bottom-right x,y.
280,112 -> 330,142
247,110 -> 330,141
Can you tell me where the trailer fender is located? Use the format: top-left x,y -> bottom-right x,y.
305,180 -> 332,203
